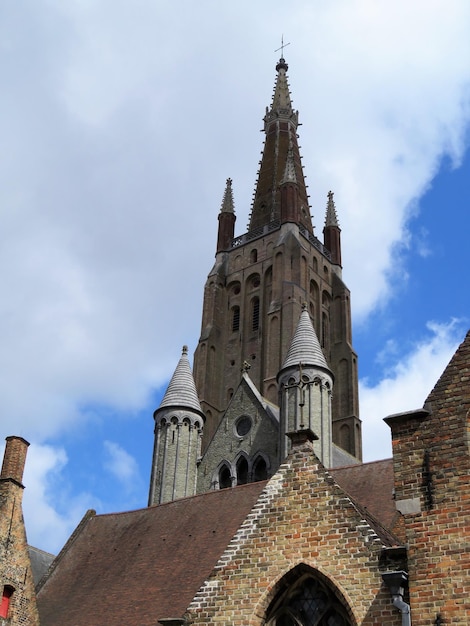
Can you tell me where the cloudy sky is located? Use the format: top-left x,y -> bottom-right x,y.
1,1 -> 469,554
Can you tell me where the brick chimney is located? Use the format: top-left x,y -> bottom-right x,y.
1,435 -> 30,487
0,436 -> 40,625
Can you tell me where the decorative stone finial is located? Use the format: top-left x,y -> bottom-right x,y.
275,35 -> 290,72
220,178 -> 235,214
182,345 -> 188,355
276,57 -> 288,72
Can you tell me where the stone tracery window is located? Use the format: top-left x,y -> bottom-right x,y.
266,571 -> 352,626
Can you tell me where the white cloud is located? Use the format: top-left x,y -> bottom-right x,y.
0,1 -> 469,551
21,443 -> 101,554
103,440 -> 140,491
0,1 -> 468,445
360,319 -> 465,462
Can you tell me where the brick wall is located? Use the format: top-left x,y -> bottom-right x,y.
186,434 -> 401,625
386,331 -> 470,625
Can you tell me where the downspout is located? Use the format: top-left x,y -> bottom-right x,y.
391,594 -> 411,626
382,571 -> 411,626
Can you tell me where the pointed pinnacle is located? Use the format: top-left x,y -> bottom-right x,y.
220,178 -> 235,214
324,190 -> 340,228
271,58 -> 293,114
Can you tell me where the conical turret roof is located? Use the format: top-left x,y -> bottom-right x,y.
158,346 -> 203,413
281,305 -> 331,372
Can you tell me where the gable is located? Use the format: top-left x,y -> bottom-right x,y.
186,437 -> 402,625
197,374 -> 279,492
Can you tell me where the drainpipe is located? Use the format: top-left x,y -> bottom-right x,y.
382,571 -> 411,626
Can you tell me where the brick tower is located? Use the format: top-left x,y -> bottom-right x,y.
193,57 -> 361,460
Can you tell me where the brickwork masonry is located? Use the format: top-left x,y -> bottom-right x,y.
185,436 -> 401,625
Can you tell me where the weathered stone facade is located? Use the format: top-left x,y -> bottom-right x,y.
196,373 -> 279,493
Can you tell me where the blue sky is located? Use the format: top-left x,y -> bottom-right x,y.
0,1 -> 469,554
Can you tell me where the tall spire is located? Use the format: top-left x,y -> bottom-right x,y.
248,58 -> 313,233
265,57 -> 297,127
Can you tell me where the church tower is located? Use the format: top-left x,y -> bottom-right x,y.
193,57 -> 361,460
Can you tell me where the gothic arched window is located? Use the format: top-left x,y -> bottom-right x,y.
266,570 -> 352,626
253,455 -> 268,481
236,456 -> 249,485
219,464 -> 232,489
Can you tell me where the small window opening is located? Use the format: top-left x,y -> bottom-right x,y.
235,416 -> 252,437
250,249 -> 258,263
232,306 -> 240,332
252,297 -> 260,331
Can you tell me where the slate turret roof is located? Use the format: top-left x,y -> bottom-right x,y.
281,305 -> 331,372
158,345 -> 203,414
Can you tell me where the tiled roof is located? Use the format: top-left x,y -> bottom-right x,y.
28,545 -> 55,587
37,481 -> 267,626
331,458 -> 397,531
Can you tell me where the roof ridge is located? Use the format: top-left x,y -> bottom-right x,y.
94,480 -> 270,518
331,457 -> 392,471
